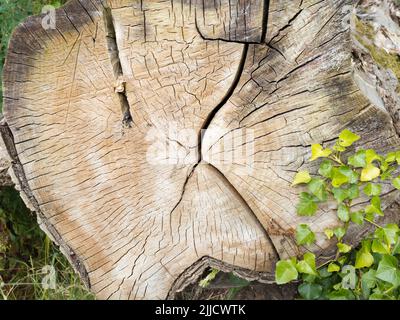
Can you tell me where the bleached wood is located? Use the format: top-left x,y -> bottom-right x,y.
195,0 -> 267,43
1,0 -> 400,299
2,0 -> 277,299
203,0 -> 400,259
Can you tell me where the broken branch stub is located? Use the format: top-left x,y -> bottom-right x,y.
2,0 -> 400,299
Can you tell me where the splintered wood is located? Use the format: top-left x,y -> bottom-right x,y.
2,0 -> 400,299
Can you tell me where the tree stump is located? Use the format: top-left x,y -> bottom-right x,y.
1,0 -> 400,299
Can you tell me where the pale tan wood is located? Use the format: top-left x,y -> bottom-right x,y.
2,0 -> 277,299
203,0 -> 400,259
195,0 -> 267,43
2,0 -> 400,300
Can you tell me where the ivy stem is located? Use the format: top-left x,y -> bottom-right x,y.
329,155 -> 344,166
365,218 -> 383,229
384,286 -> 395,295
317,259 -> 334,269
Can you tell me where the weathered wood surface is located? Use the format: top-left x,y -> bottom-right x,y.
195,0 -> 267,43
1,0 -> 400,299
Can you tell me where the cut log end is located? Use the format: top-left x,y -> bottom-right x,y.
1,0 -> 400,299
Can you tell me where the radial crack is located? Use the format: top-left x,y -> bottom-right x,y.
166,44 -> 249,219
103,5 -> 133,127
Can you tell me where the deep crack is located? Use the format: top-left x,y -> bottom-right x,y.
103,5 -> 134,127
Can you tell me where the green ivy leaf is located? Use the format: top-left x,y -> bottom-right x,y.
338,129 -> 360,147
371,239 -> 390,254
292,171 -> 312,186
360,164 -> 380,182
380,161 -> 389,173
380,167 -> 395,181
350,210 -> 364,225
298,283 -> 322,300
318,267 -> 332,279
334,227 -> 346,240
348,150 -> 366,168
301,273 -> 318,283
392,238 -> 400,255
318,160 -> 333,178
296,224 -> 316,246
385,152 -> 396,163
332,187 -> 347,203
333,144 -> 346,152
337,204 -> 350,222
308,178 -> 327,201
385,224 -> 399,245
365,210 -> 376,222
296,252 -> 318,276
275,258 -> 298,285
375,224 -> 399,246
337,242 -> 352,253
346,184 -> 359,200
296,192 -> 318,216
375,255 -> 400,288
327,263 -> 340,273
392,176 -> 400,190
369,292 -> 395,300
331,168 -> 349,188
355,241 -> 374,269
324,228 -> 334,239
361,269 -> 377,299
366,149 -> 382,164
333,184 -> 359,202
327,288 -> 355,300
365,196 -> 383,216
338,166 -> 359,184
310,144 -> 332,161
364,183 -> 382,196
337,255 -> 348,265
396,151 -> 400,164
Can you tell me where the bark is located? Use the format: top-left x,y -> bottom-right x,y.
1,0 -> 400,299
0,117 -> 13,187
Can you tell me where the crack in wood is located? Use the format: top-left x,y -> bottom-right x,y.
103,4 -> 134,128
167,44 -> 250,220
261,0 -> 270,43
166,39 -> 281,270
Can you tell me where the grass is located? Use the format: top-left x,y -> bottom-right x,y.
0,0 -> 94,300
0,186 -> 95,300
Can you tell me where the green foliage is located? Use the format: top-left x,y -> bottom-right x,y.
0,187 -> 94,300
275,258 -> 298,285
196,270 -> 251,300
199,269 -> 219,288
275,129 -> 400,300
292,171 -> 311,186
296,192 -> 318,216
296,224 -> 315,246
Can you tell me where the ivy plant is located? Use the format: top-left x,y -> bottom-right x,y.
275,129 -> 400,300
